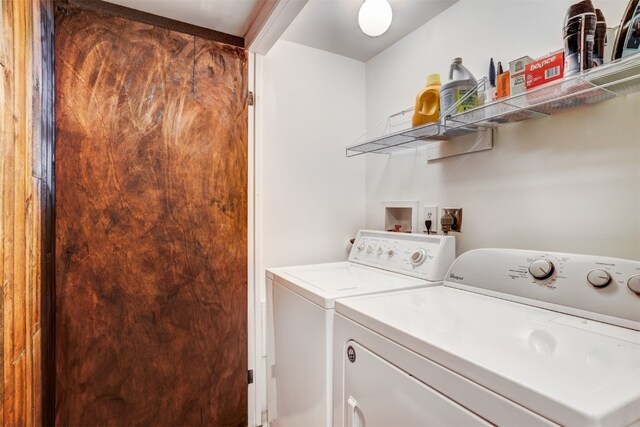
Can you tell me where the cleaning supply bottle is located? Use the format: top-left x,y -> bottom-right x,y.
612,0 -> 640,60
439,57 -> 478,116
593,9 -> 607,66
412,73 -> 441,127
483,58 -> 497,104
563,0 -> 597,76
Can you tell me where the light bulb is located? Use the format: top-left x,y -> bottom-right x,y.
358,0 -> 393,37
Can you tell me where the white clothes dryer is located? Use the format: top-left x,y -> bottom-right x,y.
266,230 -> 455,427
333,249 -> 640,427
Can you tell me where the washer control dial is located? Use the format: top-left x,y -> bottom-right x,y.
387,249 -> 395,257
528,259 -> 555,280
587,269 -> 611,288
377,247 -> 384,255
628,275 -> 640,295
357,243 -> 365,252
410,249 -> 427,266
366,245 -> 373,254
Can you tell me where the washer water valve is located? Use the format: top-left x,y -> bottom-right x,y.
441,207 -> 462,234
441,211 -> 454,234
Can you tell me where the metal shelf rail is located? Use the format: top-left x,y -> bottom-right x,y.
346,54 -> 640,158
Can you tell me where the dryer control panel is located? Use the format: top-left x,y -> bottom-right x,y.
444,249 -> 640,331
349,230 -> 455,282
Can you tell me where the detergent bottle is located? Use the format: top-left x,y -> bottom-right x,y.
439,57 -> 478,116
412,73 -> 441,127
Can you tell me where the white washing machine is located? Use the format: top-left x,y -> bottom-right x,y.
266,230 -> 456,427
333,249 -> 640,427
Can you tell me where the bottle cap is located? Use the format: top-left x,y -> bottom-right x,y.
566,0 -> 595,19
452,57 -> 462,64
426,73 -> 441,86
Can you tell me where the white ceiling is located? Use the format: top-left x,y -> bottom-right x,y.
106,0 -> 268,37
281,0 -> 459,62
105,0 -> 458,60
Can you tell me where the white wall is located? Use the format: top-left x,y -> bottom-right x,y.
255,39 -> 366,423
259,40 -> 366,269
365,0 -> 640,259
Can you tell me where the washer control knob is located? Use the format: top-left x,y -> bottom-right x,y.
387,249 -> 395,257
410,249 -> 426,266
377,247 -> 383,255
366,245 -> 373,254
528,259 -> 555,280
587,269 -> 611,288
356,243 -> 365,252
628,275 -> 640,296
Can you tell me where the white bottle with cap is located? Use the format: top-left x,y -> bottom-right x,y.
439,57 -> 478,117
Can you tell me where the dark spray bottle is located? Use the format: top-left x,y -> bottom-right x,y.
563,0 -> 597,76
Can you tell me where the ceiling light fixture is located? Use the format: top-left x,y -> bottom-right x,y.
358,0 -> 393,37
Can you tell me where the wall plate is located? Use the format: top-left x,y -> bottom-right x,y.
422,205 -> 438,235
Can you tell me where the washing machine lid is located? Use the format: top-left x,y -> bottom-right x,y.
267,262 -> 432,309
335,286 -> 640,426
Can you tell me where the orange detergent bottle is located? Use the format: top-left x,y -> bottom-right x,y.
412,73 -> 441,127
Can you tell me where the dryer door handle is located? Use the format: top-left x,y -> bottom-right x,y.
347,396 -> 359,427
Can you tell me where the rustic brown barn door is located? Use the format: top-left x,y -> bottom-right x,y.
54,7 -> 248,426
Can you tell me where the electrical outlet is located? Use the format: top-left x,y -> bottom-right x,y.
422,206 -> 438,235
441,207 -> 463,233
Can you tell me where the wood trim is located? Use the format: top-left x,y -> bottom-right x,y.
55,0 -> 245,47
37,0 -> 55,425
1,0 -> 54,424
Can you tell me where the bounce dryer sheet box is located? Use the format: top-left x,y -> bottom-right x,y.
525,51 -> 565,90
509,56 -> 533,95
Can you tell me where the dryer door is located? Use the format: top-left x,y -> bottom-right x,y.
343,341 -> 490,427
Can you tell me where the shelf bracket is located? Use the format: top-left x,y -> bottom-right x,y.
424,128 -> 493,161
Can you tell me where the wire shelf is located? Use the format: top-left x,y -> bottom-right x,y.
347,53 -> 640,157
346,122 -> 441,157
